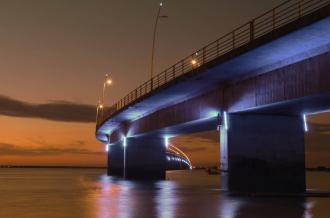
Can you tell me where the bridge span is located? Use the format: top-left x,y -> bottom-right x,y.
96,0 -> 330,193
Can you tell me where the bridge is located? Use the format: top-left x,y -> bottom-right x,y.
96,0 -> 330,193
107,143 -> 192,179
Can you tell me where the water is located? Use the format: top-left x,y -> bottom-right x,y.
0,169 -> 329,218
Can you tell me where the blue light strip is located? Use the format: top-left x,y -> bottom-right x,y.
122,136 -> 127,147
303,114 -> 308,132
224,111 -> 229,130
164,136 -> 169,148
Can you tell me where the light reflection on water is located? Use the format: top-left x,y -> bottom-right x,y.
0,169 -> 329,218
95,175 -> 178,218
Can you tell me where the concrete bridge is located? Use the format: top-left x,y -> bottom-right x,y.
96,0 -> 330,193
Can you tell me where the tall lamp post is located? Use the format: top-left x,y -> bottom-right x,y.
102,74 -> 113,105
96,100 -> 103,124
96,74 -> 112,124
150,2 -> 167,89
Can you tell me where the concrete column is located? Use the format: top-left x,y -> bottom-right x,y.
220,114 -> 305,193
107,143 -> 124,176
125,136 -> 166,180
107,136 -> 166,179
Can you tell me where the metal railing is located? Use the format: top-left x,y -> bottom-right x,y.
97,0 -> 330,126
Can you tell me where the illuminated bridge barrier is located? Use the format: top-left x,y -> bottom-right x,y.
166,144 -> 192,171
97,0 -> 330,192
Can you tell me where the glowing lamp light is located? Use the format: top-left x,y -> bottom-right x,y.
99,104 -> 103,109
224,111 -> 229,130
106,79 -> 112,85
303,114 -> 308,132
122,136 -> 127,147
105,144 -> 109,152
164,136 -> 169,148
191,59 -> 197,65
207,111 -> 219,118
160,2 -> 163,6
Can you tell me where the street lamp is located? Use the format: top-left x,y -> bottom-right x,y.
97,74 -> 112,123
191,59 -> 197,65
102,74 -> 112,104
96,101 -> 103,124
150,2 -> 168,88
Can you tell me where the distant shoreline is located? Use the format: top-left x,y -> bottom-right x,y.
306,167 -> 330,172
0,165 -> 106,169
1,165 -> 329,172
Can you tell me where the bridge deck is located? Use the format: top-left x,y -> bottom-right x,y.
97,0 -> 330,141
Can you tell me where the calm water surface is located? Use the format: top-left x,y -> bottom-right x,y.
0,169 -> 329,218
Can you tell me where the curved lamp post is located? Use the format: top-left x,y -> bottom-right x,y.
96,100 -> 103,124
150,2 -> 168,88
96,74 -> 112,124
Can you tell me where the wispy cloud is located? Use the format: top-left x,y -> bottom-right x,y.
179,146 -> 208,153
0,143 -> 103,156
0,95 -> 95,123
308,122 -> 330,132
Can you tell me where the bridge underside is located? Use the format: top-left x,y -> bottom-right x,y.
97,9 -> 330,141
98,5 -> 330,193
107,137 -> 191,180
105,49 -> 330,192
107,50 -> 330,140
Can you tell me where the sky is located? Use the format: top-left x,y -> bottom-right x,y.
0,0 -> 329,167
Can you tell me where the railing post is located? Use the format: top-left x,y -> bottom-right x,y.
232,31 -> 235,49
157,74 -> 160,88
272,8 -> 275,30
165,70 -> 167,83
202,47 -> 206,64
250,20 -> 254,41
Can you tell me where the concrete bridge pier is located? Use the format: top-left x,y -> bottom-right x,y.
108,136 -> 166,180
220,114 -> 306,193
107,143 -> 124,177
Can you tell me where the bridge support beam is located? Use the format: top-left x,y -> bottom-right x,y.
107,144 -> 124,177
107,136 -> 166,180
220,114 -> 305,193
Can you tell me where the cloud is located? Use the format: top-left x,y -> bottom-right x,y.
179,146 -> 208,153
308,122 -> 330,132
0,95 -> 95,123
305,131 -> 330,152
0,143 -> 103,156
